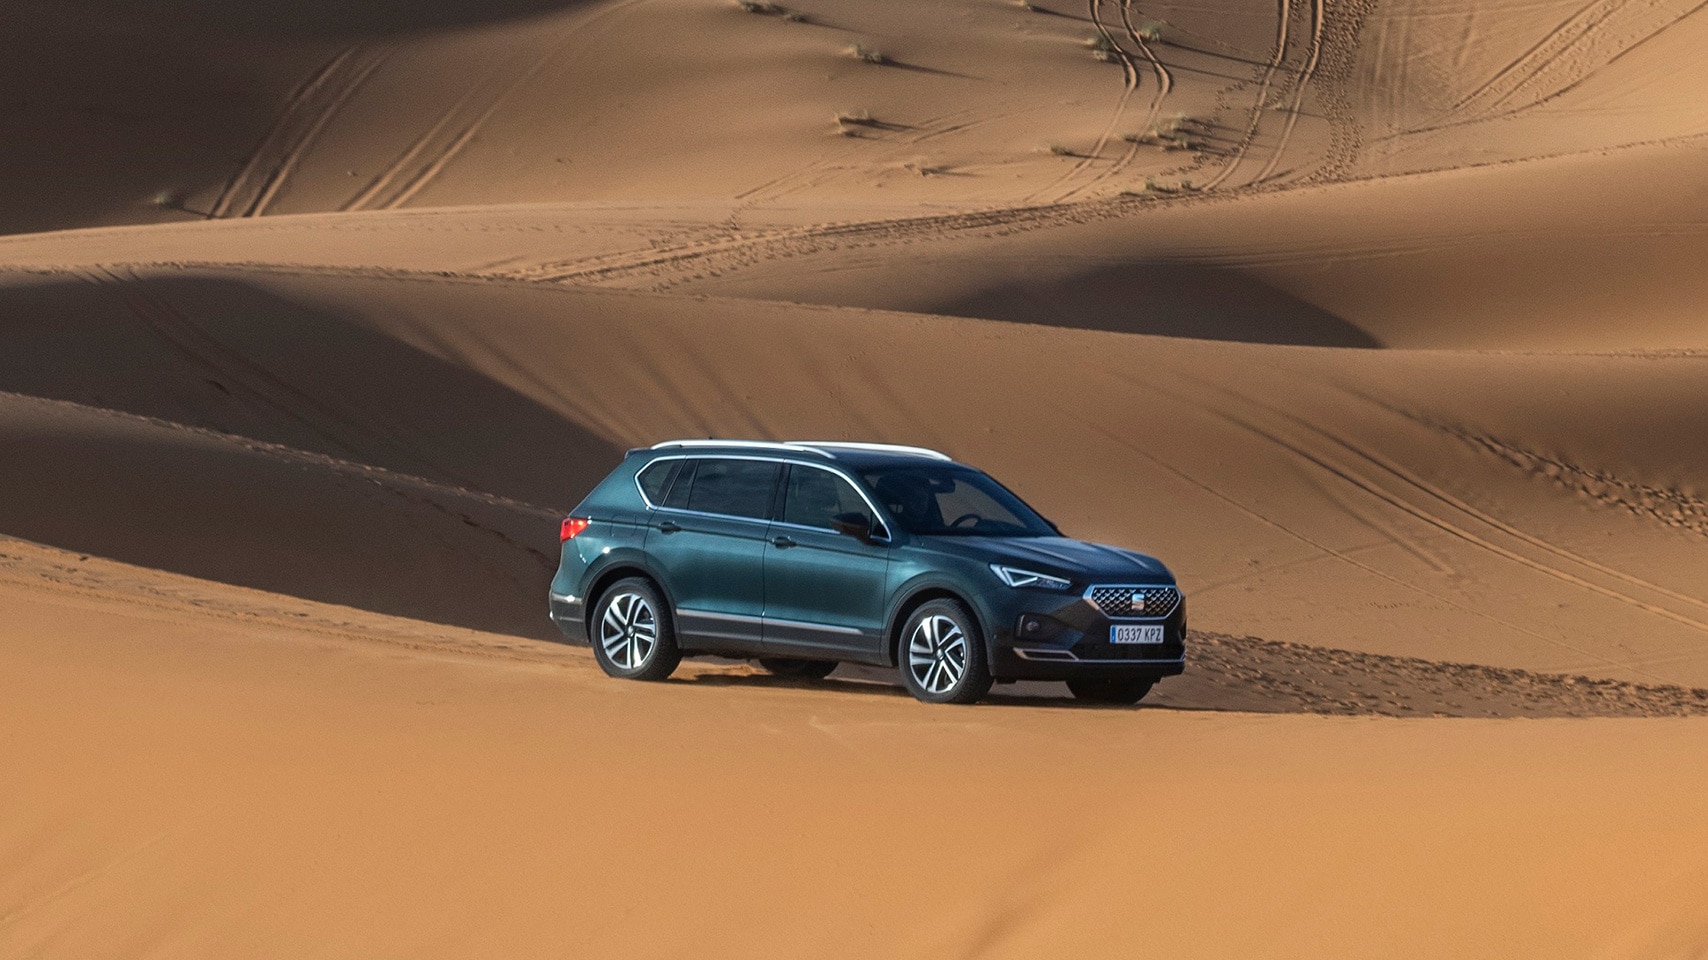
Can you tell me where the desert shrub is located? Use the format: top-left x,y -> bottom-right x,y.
847,44 -> 887,64
1135,19 -> 1167,43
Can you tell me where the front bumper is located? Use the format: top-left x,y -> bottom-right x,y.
982,586 -> 1186,681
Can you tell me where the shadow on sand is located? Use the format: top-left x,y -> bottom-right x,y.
666,635 -> 1708,718
0,272 -> 624,638
929,261 -> 1382,348
57,0 -> 597,37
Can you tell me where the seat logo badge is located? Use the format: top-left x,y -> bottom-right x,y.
1131,591 -> 1146,612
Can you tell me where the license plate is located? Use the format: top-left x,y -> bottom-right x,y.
1111,625 -> 1165,644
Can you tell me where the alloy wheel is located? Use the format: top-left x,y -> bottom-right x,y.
599,591 -> 658,670
907,614 -> 968,695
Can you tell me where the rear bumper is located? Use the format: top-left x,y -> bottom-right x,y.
548,594 -> 588,644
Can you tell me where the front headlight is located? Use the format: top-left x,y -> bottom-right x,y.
989,564 -> 1073,590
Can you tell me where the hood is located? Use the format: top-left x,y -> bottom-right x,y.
915,536 -> 1173,583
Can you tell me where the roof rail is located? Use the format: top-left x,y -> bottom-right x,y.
649,439 -> 834,458
788,441 -> 953,461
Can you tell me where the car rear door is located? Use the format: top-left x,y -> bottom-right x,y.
644,457 -> 780,653
761,463 -> 891,659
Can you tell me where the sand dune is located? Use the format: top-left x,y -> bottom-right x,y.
7,0 -> 1708,952
0,392 -> 562,637
4,264 -> 1708,683
17,0 -> 1707,232
3,543 -> 1707,958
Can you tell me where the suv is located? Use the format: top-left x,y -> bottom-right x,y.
548,441 -> 1185,704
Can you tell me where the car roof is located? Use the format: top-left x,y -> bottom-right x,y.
638,439 -> 958,469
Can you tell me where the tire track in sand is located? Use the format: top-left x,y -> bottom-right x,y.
1025,0 -> 1142,204
344,0 -> 649,212
1163,410 -> 1682,678
1399,0 -> 1708,138
209,45 -> 392,219
75,267 -> 473,484
1184,376 -> 1708,666
493,200 -> 1090,285
1060,380 -> 1627,674
1337,386 -> 1708,607
1058,0 -> 1177,201
1250,0 -> 1324,184
1200,0 -> 1295,189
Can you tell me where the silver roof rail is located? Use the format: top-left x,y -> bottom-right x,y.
649,439 -> 834,458
789,441 -> 953,461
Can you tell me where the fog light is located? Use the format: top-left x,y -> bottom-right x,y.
1017,614 -> 1062,640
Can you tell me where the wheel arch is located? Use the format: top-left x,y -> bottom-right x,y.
583,563 -> 675,637
883,582 -> 985,667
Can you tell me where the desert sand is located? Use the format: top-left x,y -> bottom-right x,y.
5,0 -> 1708,954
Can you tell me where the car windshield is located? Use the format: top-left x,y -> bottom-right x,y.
858,463 -> 1056,538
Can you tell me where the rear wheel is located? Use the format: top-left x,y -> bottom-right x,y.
898,599 -> 992,705
590,578 -> 681,682
756,658 -> 838,679
1066,677 -> 1155,705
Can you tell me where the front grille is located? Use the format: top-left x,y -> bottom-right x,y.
1086,584 -> 1181,619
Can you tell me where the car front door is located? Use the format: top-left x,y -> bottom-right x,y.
762,464 -> 891,659
644,457 -> 779,653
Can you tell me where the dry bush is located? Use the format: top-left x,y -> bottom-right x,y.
846,44 -> 887,64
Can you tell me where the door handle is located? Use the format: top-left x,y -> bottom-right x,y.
771,535 -> 797,548
658,520 -> 682,534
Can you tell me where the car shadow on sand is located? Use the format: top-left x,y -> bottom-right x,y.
671,633 -> 1708,718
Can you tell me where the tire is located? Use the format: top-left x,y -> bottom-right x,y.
590,578 -> 681,682
898,599 -> 993,705
756,658 -> 838,679
1066,677 -> 1155,705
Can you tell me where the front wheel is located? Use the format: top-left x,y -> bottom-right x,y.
1066,677 -> 1155,705
590,578 -> 681,682
898,599 -> 993,705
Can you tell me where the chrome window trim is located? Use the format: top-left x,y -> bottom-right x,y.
777,460 -> 892,542
649,503 -> 774,528
1083,584 -> 1182,621
633,455 -> 782,525
634,458 -> 681,510
634,453 -> 894,543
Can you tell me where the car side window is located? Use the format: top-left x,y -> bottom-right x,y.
662,460 -> 695,510
782,466 -> 870,530
636,460 -> 680,506
682,458 -> 780,520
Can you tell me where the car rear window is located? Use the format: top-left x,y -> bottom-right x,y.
680,459 -> 779,520
636,460 -> 680,506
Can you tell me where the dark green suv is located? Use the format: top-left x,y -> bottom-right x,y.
548,441 -> 1185,704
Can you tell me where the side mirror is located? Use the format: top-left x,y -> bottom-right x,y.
829,511 -> 876,541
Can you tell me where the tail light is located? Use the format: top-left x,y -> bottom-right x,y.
560,517 -> 591,541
